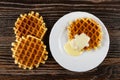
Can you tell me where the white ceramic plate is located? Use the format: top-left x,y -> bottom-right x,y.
49,11 -> 110,72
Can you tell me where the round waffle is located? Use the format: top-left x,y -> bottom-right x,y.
11,35 -> 48,69
14,11 -> 47,40
68,18 -> 102,50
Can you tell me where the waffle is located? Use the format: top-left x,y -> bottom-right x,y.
68,18 -> 102,50
14,11 -> 47,40
11,35 -> 48,69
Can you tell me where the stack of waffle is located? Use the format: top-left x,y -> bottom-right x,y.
11,11 -> 48,69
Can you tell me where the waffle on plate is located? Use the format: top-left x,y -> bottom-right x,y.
68,18 -> 102,50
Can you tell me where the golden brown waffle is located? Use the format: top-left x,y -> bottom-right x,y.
11,35 -> 48,69
68,18 -> 102,50
14,11 -> 47,40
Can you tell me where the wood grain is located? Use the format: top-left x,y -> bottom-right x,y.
0,0 -> 120,80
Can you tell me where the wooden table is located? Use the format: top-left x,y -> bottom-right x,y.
0,0 -> 120,80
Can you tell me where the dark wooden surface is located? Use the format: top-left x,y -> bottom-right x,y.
0,0 -> 120,80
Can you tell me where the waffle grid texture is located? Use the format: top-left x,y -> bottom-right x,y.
14,11 -> 47,40
68,18 -> 102,50
11,11 -> 48,69
11,35 -> 48,69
